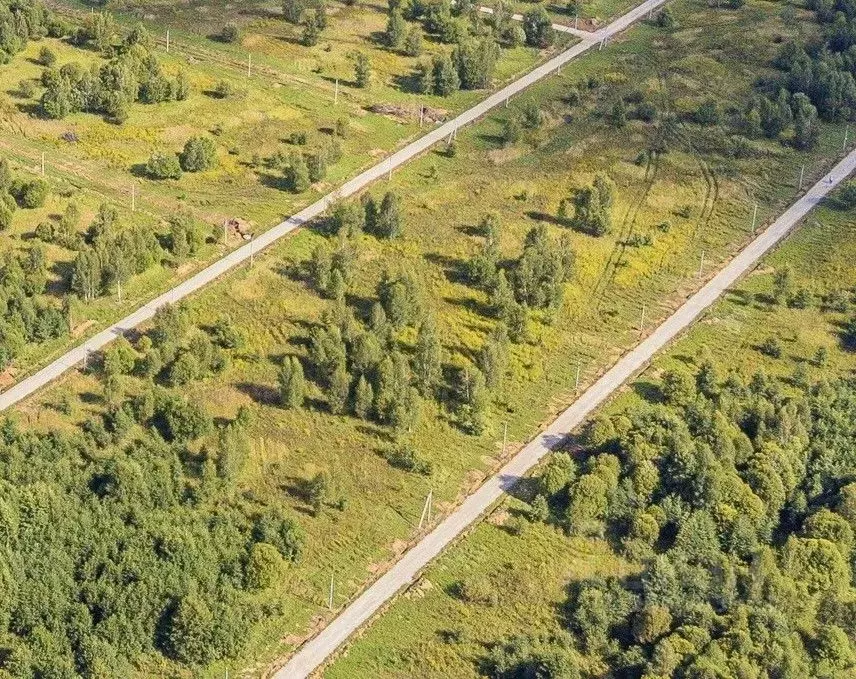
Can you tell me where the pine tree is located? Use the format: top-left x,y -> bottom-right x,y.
385,8 -> 407,48
376,191 -> 403,239
404,25 -> 423,56
354,52 -> 372,88
431,52 -> 460,96
413,318 -> 443,396
278,356 -> 305,409
285,154 -> 311,192
354,374 -> 374,418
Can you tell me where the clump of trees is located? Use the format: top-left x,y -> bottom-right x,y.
518,358 -> 856,678
180,136 -> 218,172
0,0 -> 65,64
560,172 -> 616,236
40,23 -> 189,123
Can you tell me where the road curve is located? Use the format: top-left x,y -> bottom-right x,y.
0,0 -> 668,413
274,150 -> 856,678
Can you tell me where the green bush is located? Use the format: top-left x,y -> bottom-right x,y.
146,152 -> 183,180
179,136 -> 217,172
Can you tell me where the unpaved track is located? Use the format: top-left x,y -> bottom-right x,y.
0,0 -> 668,412
275,150 -> 856,679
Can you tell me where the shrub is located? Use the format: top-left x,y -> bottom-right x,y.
760,337 -> 782,358
220,22 -> 240,43
146,152 -> 182,180
212,80 -> 234,99
38,46 -> 56,67
179,137 -> 217,172
17,179 -> 49,208
18,79 -> 35,98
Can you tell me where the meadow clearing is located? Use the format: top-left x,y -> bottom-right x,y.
8,0 -> 854,674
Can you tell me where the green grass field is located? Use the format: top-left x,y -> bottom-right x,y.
9,0 -> 853,675
322,177 -> 856,679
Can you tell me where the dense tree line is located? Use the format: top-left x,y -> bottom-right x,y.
498,359 -> 856,678
0,302 -> 304,675
0,159 -> 64,370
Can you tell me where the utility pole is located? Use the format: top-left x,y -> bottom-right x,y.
639,304 -> 646,336
751,203 -> 758,235
575,362 -> 581,391
328,573 -> 334,610
844,125 -> 849,152
799,164 -> 804,191
41,152 -> 45,176
247,53 -> 252,78
418,489 -> 433,529
166,29 -> 170,52
575,11 -> 579,29
334,78 -> 338,105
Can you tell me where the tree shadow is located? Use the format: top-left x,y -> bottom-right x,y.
476,132 -> 506,147
321,74 -> 359,89
235,381 -> 280,406
443,295 -> 493,319
15,101 -> 42,117
424,251 -> 470,286
455,223 -> 483,238
392,71 -> 424,95
525,210 -> 565,227
257,171 -> 290,192
724,289 -> 752,307
632,379 -> 662,404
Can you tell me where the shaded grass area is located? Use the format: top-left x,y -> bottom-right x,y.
322,183 -> 856,679
11,0 -> 854,676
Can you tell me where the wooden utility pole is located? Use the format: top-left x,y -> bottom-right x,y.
248,53 -> 252,78
799,164 -> 805,191
166,29 -> 170,52
328,573 -> 334,610
751,203 -> 758,235
41,152 -> 45,176
639,304 -> 646,336
575,362 -> 581,391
